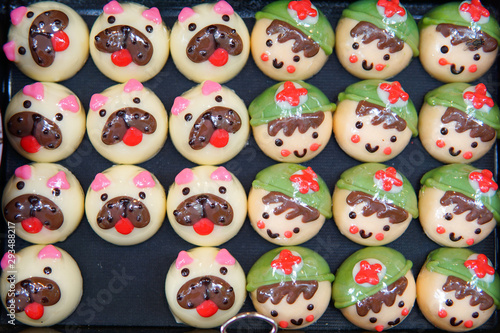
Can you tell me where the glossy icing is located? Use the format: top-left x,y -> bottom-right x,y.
0,245 -> 82,326
165,247 -> 246,328
166,166 -> 247,246
170,1 -> 250,83
89,1 -> 170,82
4,82 -> 85,162
3,1 -> 89,81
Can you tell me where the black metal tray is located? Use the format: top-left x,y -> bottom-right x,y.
0,0 -> 498,332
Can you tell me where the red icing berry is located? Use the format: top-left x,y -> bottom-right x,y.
349,55 -> 358,63
257,220 -> 265,229
438,309 -> 447,318
271,249 -> 302,275
193,218 -> 214,236
209,129 -> 229,148
469,169 -> 498,193
20,135 -> 41,153
52,30 -> 69,52
377,0 -> 406,17
196,300 -> 218,317
349,225 -> 359,234
261,53 -> 269,61
375,167 -> 403,192
288,0 -> 317,20
276,81 -> 308,107
284,231 -> 293,238
401,308 -> 409,316
306,315 -> 315,322
436,139 -> 445,148
111,49 -> 133,67
463,83 -> 494,109
351,134 -> 360,143
122,127 -> 143,146
464,320 -> 474,328
24,302 -> 44,320
287,65 -> 295,73
464,253 -> 495,278
460,0 -> 489,22
21,217 -> 43,233
290,167 -> 320,194
115,217 -> 134,235
208,48 -> 229,67
355,260 -> 383,285
379,81 -> 409,104
436,226 -> 446,234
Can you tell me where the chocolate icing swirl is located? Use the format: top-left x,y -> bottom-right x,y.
4,194 -> 63,230
186,24 -> 243,62
346,191 -> 409,224
266,20 -> 320,57
7,277 -> 61,313
173,194 -> 233,226
351,21 -> 405,53
29,10 -> 69,67
356,101 -> 407,132
436,24 -> 498,52
177,275 -> 235,310
267,111 -> 324,137
97,196 -> 150,229
7,111 -> 62,149
356,276 -> 408,316
442,276 -> 494,311
441,107 -> 495,142
440,191 -> 493,225
101,107 -> 157,145
262,191 -> 319,222
256,280 -> 318,305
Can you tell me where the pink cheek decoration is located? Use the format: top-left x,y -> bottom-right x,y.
383,147 -> 392,155
375,64 -> 385,71
439,58 -> 449,66
436,226 -> 446,234
464,320 -> 473,328
202,80 -> 222,95
103,0 -> 124,14
436,139 -> 445,148
214,1 -> 234,15
375,325 -> 384,332
175,250 -> 193,269
123,79 -> 144,93
257,220 -> 265,229
287,65 -> 296,73
349,225 -> 359,234
375,233 -> 384,241
215,248 -> 235,265
90,94 -> 108,112
171,96 -> 190,115
175,168 -> 194,185
15,165 -> 32,180
279,321 -> 288,328
37,245 -> 62,260
306,315 -> 314,322
58,95 -> 80,113
284,231 -> 293,238
351,134 -> 360,143
142,7 -> 162,25
438,309 -> 447,318
23,82 -> 44,101
1,252 -> 14,270
178,7 -> 195,23
133,171 -> 156,188
210,166 -> 232,181
281,149 -> 291,157
261,53 -> 269,61
3,41 -> 17,61
468,64 -> 477,73
47,171 -> 70,190
10,6 -> 27,25
310,143 -> 320,151
349,55 -> 358,63
91,173 -> 111,191
401,308 -> 409,316
463,151 -> 473,159
466,238 -> 474,246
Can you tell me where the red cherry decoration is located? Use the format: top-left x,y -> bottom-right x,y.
21,217 -> 43,233
111,49 -> 133,67
208,48 -> 228,67
209,129 -> 229,148
24,302 -> 44,320
196,300 -> 218,317
20,135 -> 41,153
123,127 -> 143,146
193,218 -> 214,236
52,30 -> 69,52
115,217 -> 134,235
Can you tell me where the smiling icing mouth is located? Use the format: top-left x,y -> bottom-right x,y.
450,64 -> 465,75
448,147 -> 461,157
365,143 -> 379,153
294,149 -> 307,158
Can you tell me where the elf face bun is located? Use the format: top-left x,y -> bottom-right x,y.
165,247 -> 246,328
333,163 -> 417,246
89,1 -> 170,82
85,165 -> 166,246
170,1 -> 250,83
333,80 -> 417,162
419,164 -> 500,247
333,247 -> 415,332
0,245 -> 83,326
335,0 -> 419,80
247,246 -> 334,329
417,248 -> 500,331
87,79 -> 168,164
419,83 -> 500,164
249,81 -> 335,163
3,1 -> 89,82
248,163 -> 331,245
169,81 -> 249,165
251,0 -> 335,81
2,163 -> 84,244
419,0 -> 500,82
4,82 -> 85,163
167,166 -> 247,246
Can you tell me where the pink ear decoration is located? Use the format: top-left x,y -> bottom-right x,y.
171,96 -> 190,115
15,164 -> 32,180
142,7 -> 162,24
202,80 -> 222,96
133,171 -> 156,188
175,168 -> 194,185
23,82 -> 44,101
103,0 -> 123,14
123,79 -> 143,93
91,173 -> 111,191
58,95 -> 80,113
37,245 -> 62,260
214,1 -> 234,16
178,7 -> 195,22
90,93 -> 108,111
215,248 -> 235,266
10,6 -> 27,25
211,166 -> 232,182
175,250 -> 194,269
47,171 -> 71,190
3,41 -> 16,62
1,252 -> 15,270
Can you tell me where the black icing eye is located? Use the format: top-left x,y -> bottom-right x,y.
293,55 -> 300,62
275,139 -> 283,147
133,97 -> 140,104
181,268 -> 189,277
215,95 -> 223,102
182,187 -> 190,195
445,299 -> 453,306
108,16 -> 115,24
390,136 -> 397,142
312,132 -> 318,139
23,100 -> 31,109
383,225 -> 390,231
139,192 -> 146,199
55,113 -> 63,121
16,181 -> 25,190
475,228 -> 481,234
370,317 -> 377,323
220,267 -> 228,275
307,304 -> 314,310
471,142 -> 478,148
27,11 -> 34,18
398,301 -> 404,308
188,23 -> 197,31
440,128 -> 448,135
355,121 -> 363,129
444,213 -> 453,220
44,267 -> 52,275
222,14 -> 230,22
349,211 -> 356,219
266,39 -> 273,47
184,113 -> 192,121
352,42 -> 359,50
18,47 -> 26,55
441,45 -> 449,54
262,212 -> 269,219
146,25 -> 153,33
99,109 -> 106,117
219,186 -> 227,194
271,310 -> 278,317
52,188 -> 61,196
383,54 -> 390,61
473,54 -> 481,61
472,312 -> 479,318
101,193 -> 108,201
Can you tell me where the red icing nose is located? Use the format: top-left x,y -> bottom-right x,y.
111,49 -> 133,67
115,217 -> 134,235
52,30 -> 69,52
20,135 -> 41,153
193,218 -> 214,236
208,48 -> 228,67
21,217 -> 43,234
209,129 -> 229,148
123,127 -> 143,146
196,300 -> 218,317
25,302 -> 44,320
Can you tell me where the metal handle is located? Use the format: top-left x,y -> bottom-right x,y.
220,312 -> 278,333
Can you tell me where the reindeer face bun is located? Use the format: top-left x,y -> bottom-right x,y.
417,248 -> 500,331
335,0 -> 418,79
170,1 -> 250,83
333,163 -> 417,246
419,0 -> 500,82
333,246 -> 415,332
251,0 -> 335,81
419,83 -> 500,164
419,164 -> 500,247
247,246 -> 334,329
3,1 -> 89,82
89,1 -> 170,82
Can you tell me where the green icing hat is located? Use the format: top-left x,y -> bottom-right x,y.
341,0 -> 419,56
255,0 -> 335,55
246,246 -> 335,292
337,79 -> 418,136
419,1 -> 500,44
332,246 -> 412,309
336,163 -> 418,218
249,80 -> 335,127
425,247 -> 500,308
424,83 -> 500,134
252,163 -> 332,218
420,164 -> 500,223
